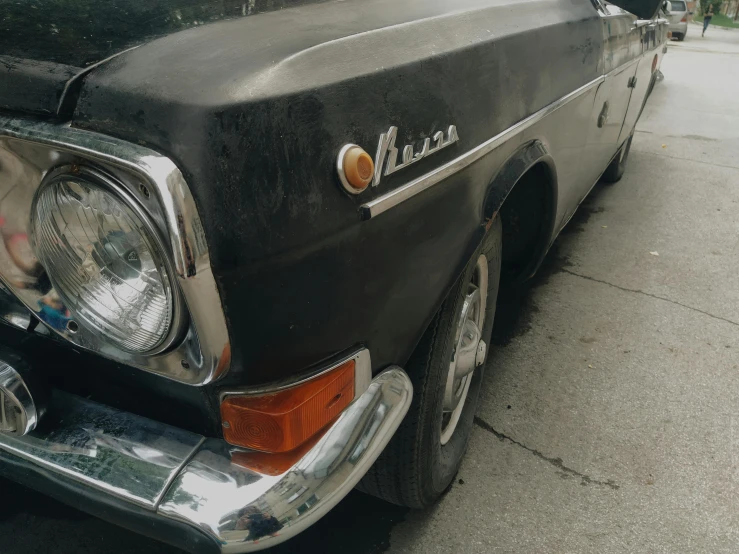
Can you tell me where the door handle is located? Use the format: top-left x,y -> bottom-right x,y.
628,76 -> 638,88
597,101 -> 609,128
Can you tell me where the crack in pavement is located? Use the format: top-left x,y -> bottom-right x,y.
639,149 -> 739,171
561,269 -> 739,329
473,416 -> 620,490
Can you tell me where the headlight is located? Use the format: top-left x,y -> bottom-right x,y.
31,168 -> 178,353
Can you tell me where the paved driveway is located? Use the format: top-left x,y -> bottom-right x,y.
2,23 -> 739,554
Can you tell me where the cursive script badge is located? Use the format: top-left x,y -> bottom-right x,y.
372,125 -> 459,187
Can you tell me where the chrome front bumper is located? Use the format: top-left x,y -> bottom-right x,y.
0,367 -> 412,552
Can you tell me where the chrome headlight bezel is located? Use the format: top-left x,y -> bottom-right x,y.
0,117 -> 230,385
29,164 -> 188,355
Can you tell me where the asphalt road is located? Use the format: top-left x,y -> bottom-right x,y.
2,21 -> 738,554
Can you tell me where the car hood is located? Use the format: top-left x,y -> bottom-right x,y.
0,0 -> 324,115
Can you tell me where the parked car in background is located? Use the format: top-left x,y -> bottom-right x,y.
668,0 -> 692,40
0,0 -> 667,551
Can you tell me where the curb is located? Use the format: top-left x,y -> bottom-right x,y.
690,19 -> 739,30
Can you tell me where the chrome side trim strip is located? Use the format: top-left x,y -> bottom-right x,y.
359,75 -> 605,220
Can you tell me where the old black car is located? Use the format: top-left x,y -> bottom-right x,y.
0,0 -> 666,551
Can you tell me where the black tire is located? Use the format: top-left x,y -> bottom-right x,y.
359,215 -> 503,508
677,33 -> 685,41
601,134 -> 633,184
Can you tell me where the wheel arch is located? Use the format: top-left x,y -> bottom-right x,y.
482,140 -> 558,283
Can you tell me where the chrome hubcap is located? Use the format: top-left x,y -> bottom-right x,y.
440,255 -> 488,445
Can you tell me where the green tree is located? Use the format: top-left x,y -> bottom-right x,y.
699,0 -> 723,15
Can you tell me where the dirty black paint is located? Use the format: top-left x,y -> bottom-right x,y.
0,0 -> 326,68
0,0 -> 327,115
0,55 -> 77,115
72,0 -> 603,388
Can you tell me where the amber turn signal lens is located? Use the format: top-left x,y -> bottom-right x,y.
231,432 -> 324,476
342,146 -> 374,191
221,360 -> 355,453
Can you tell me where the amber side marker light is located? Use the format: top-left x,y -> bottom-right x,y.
221,359 -> 355,453
337,144 -> 374,194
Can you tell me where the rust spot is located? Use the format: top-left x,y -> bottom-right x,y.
484,210 -> 499,231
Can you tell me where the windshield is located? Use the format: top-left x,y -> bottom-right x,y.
671,1 -> 687,10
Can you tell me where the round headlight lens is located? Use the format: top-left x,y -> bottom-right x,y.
32,172 -> 175,353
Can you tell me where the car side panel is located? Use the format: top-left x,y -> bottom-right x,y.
620,19 -> 667,144
578,7 -> 640,203
74,0 -> 603,386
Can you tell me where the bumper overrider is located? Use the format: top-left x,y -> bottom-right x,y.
0,361 -> 412,552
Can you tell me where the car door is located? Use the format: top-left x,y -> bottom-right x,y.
577,2 -> 641,198
619,19 -> 662,145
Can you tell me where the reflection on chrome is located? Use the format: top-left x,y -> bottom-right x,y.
158,368 -> 412,552
0,117 -> 230,384
0,367 -> 412,552
0,391 -> 203,508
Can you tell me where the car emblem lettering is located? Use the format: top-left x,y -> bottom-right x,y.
372,125 -> 459,187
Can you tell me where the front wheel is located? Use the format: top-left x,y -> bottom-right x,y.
601,134 -> 633,184
360,216 -> 502,508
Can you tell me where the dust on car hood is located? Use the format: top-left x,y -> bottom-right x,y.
0,0 -> 324,115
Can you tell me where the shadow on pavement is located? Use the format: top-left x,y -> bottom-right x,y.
0,477 -> 407,554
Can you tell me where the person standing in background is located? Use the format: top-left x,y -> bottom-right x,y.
702,3 -> 714,36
